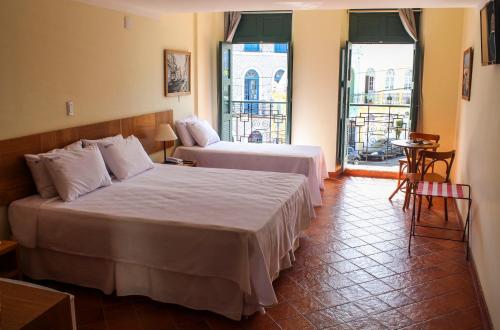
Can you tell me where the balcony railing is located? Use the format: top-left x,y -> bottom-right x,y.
231,100 -> 288,144
346,103 -> 411,163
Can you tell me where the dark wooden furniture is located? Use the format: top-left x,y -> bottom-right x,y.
407,151 -> 470,259
0,241 -> 20,279
0,110 -> 174,205
0,279 -> 74,330
389,138 -> 440,209
408,150 -> 456,222
396,132 -> 441,187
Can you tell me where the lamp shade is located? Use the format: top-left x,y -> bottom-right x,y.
155,124 -> 177,142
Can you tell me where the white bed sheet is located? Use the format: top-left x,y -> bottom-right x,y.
174,141 -> 328,207
9,164 -> 314,320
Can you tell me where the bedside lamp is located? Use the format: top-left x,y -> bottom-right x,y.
155,124 -> 177,163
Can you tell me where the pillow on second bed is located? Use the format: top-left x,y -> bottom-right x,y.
175,116 -> 197,147
187,120 -> 220,147
41,144 -> 112,202
98,135 -> 154,180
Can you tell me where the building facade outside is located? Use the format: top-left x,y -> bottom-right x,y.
230,43 -> 289,143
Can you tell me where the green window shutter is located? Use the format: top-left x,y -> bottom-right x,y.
349,12 -> 420,44
233,13 -> 292,43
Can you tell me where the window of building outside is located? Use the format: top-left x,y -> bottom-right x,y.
243,43 -> 261,52
365,68 -> 375,103
274,43 -> 288,53
274,69 -> 285,83
244,69 -> 260,114
404,70 -> 413,89
385,69 -> 395,90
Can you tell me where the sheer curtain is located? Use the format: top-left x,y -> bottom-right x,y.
224,12 -> 242,42
398,9 -> 418,42
399,8 -> 423,131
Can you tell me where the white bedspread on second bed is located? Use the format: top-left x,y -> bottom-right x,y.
9,165 -> 314,317
174,141 -> 328,207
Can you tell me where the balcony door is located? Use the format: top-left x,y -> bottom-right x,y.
337,11 -> 421,172
218,13 -> 292,144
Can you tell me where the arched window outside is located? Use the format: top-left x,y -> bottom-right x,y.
385,69 -> 395,90
244,69 -> 259,114
274,69 -> 285,83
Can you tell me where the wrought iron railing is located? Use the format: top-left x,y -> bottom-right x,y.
346,104 -> 411,163
230,100 -> 288,144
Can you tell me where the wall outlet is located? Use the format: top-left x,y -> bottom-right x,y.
66,101 -> 74,116
124,16 -> 132,30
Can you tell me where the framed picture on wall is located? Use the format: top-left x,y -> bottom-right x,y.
462,47 -> 473,101
164,50 -> 191,97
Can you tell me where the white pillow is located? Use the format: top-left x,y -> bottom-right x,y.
187,120 -> 220,147
175,116 -> 197,147
24,141 -> 83,198
82,134 -> 123,148
41,144 -> 112,202
82,135 -> 123,172
98,135 -> 154,181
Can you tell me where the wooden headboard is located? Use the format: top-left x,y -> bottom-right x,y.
0,110 -> 173,205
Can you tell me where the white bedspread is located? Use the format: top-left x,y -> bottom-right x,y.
174,141 -> 328,207
9,165 -> 314,319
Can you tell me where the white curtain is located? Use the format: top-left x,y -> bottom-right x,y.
224,12 -> 242,43
398,9 -> 418,42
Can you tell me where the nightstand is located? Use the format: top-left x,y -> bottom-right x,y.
0,240 -> 21,279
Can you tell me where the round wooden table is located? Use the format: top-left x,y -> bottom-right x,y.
389,139 -> 440,206
391,139 -> 440,173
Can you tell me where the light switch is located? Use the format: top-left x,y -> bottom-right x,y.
66,101 -> 74,116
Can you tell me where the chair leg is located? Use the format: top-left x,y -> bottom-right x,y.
403,187 -> 410,211
408,187 -> 417,255
397,163 -> 402,187
417,195 -> 423,222
390,178 -> 406,201
444,197 -> 448,222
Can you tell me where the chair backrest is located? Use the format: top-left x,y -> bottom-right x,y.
419,150 -> 456,182
409,132 -> 440,143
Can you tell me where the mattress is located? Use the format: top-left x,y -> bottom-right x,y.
9,164 -> 314,320
174,141 -> 329,207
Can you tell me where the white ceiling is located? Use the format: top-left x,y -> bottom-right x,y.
76,0 -> 482,18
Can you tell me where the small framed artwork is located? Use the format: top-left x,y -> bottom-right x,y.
164,50 -> 191,97
462,47 -> 473,101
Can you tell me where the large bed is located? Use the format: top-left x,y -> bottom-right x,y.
174,141 -> 329,207
9,164 -> 314,320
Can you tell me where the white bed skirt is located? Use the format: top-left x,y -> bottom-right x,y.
20,240 -> 299,321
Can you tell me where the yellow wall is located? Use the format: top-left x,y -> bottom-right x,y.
0,0 -> 222,238
420,9 -> 464,153
0,0 -> 195,140
292,10 -> 348,172
195,12 -> 224,128
456,8 -> 500,327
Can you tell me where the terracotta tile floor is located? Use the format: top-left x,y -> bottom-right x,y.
32,177 -> 487,329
